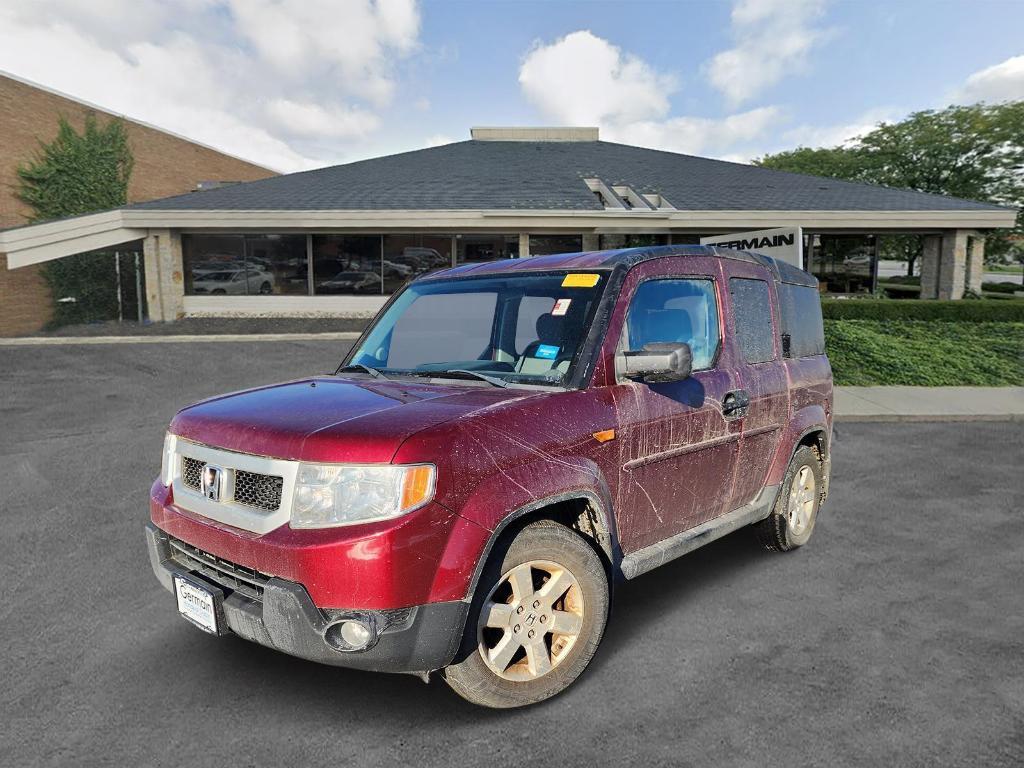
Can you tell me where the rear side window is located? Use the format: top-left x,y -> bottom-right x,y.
777,283 -> 826,358
729,278 -> 775,363
625,278 -> 720,371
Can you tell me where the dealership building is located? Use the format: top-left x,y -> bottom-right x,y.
0,126 -> 1015,323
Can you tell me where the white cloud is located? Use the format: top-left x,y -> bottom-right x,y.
780,107 -> 900,149
518,30 -> 778,161
954,54 -> 1024,104
519,30 -> 676,125
0,0 -> 422,172
607,106 -> 781,158
706,0 -> 833,107
265,99 -> 380,140
227,0 -> 419,107
424,134 -> 455,148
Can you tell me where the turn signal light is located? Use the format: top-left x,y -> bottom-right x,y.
401,465 -> 435,511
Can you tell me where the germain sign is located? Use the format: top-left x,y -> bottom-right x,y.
701,227 -> 803,268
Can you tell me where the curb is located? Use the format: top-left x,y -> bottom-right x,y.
0,332 -> 362,346
835,413 -> 1024,423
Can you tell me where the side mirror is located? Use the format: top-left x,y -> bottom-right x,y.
618,342 -> 692,383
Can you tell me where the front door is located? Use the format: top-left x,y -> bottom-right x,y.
607,258 -> 741,553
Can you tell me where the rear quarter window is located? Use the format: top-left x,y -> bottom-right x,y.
777,283 -> 826,358
729,278 -> 775,363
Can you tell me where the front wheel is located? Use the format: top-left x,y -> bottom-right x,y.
442,521 -> 608,708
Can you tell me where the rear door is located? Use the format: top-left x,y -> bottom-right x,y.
605,256 -> 741,552
722,260 -> 790,509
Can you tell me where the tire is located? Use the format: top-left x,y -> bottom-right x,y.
754,444 -> 824,552
442,520 -> 609,708
259,281 -> 272,295
211,289 -> 227,295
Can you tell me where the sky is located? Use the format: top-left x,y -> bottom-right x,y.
1,0 -> 1023,173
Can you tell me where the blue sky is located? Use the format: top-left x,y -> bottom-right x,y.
2,0 -> 1023,172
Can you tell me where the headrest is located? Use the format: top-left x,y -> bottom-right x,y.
635,309 -> 693,345
535,313 -> 565,344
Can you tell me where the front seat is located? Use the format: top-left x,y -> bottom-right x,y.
631,308 -> 697,358
516,313 -> 573,375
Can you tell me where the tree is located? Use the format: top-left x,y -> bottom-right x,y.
756,103 -> 1024,278
16,114 -> 135,325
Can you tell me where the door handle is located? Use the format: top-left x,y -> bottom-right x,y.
722,389 -> 750,418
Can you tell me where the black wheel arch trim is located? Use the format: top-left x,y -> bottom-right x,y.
461,484 -> 621,608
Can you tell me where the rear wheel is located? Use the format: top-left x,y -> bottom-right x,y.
442,521 -> 608,708
754,444 -> 823,552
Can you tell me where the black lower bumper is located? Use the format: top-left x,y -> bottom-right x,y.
145,524 -> 468,674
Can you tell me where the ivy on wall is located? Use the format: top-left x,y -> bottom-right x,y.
16,114 -> 137,326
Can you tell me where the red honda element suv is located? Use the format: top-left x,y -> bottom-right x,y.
146,244 -> 832,708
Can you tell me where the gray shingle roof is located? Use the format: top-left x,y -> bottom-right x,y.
128,140 -> 1009,213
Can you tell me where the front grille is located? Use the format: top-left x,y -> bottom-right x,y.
234,470 -> 284,512
168,537 -> 270,600
179,455 -> 283,512
182,456 -> 203,490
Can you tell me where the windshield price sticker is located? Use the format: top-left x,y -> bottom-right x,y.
535,344 -> 560,359
551,298 -> 572,316
562,273 -> 600,288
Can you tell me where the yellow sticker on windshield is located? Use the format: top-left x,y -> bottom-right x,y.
562,273 -> 600,288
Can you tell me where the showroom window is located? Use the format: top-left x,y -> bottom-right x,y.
807,234 -> 878,294
183,234 -> 307,296
529,235 -> 582,256
184,233 -> 527,298
384,235 -> 455,292
312,235 -> 383,295
456,234 -> 519,264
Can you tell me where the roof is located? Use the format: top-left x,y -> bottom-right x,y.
424,245 -> 819,288
127,139 -> 1009,213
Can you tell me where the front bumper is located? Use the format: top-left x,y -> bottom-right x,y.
146,524 -> 468,674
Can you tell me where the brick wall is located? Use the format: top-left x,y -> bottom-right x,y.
0,73 -> 276,335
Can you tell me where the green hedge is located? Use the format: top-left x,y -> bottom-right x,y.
825,320 -> 1024,386
821,298 -> 1024,322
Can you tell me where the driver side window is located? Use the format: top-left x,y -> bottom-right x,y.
625,278 -> 720,371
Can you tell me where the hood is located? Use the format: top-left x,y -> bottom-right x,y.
170,375 -> 540,463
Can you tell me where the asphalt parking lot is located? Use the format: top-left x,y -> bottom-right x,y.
1,339 -> 1022,767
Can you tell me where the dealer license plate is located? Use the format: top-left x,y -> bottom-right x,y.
174,575 -> 219,634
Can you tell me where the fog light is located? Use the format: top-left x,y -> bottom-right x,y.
323,615 -> 377,652
340,621 -> 371,647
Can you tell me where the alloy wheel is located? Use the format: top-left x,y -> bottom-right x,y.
787,465 -> 816,535
477,560 -> 584,681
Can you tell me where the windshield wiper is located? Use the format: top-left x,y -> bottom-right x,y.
336,363 -> 388,380
418,369 -> 510,388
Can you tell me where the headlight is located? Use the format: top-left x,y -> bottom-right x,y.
290,463 -> 435,528
160,432 -> 177,486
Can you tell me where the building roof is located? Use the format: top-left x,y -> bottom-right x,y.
128,138 -> 1009,213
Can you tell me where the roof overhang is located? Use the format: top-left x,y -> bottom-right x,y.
2,206 -> 1017,267
0,210 -> 146,268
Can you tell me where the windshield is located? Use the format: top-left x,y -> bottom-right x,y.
345,272 -> 608,386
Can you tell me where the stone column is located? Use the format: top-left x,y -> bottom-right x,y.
518,233 -> 530,258
143,229 -> 185,322
937,230 -> 970,300
966,235 -> 985,295
919,234 -> 941,299
581,233 -> 600,252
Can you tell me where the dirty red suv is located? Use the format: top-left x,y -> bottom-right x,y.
147,245 -> 832,708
